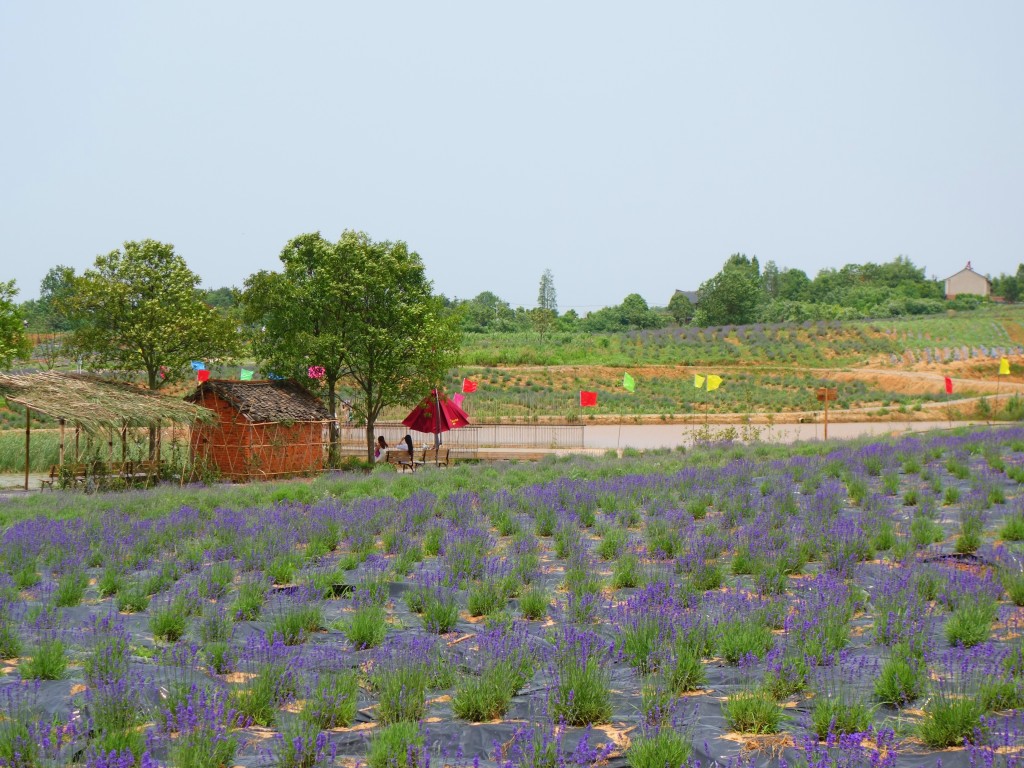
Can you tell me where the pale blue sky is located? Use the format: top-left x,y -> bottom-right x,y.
2,3 -> 1022,311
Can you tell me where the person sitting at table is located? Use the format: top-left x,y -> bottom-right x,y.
374,435 -> 388,462
402,434 -> 414,459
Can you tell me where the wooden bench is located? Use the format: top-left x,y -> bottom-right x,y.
123,459 -> 163,486
40,463 -> 88,490
419,446 -> 450,468
386,450 -> 418,473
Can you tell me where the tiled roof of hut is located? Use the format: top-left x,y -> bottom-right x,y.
187,380 -> 331,423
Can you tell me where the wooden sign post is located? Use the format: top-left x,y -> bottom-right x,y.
816,387 -> 838,440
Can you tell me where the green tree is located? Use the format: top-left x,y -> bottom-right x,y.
243,231 -> 460,464
537,269 -> 558,314
761,260 -> 780,299
694,254 -> 764,326
459,291 -> 517,333
667,292 -> 695,325
777,268 -> 812,302
64,240 -> 239,392
534,269 -> 558,339
38,265 -> 79,332
0,280 -> 31,369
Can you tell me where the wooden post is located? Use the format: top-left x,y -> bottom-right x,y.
59,418 -> 66,466
824,393 -> 830,441
816,387 -> 838,441
24,407 -> 30,491
75,425 -> 80,462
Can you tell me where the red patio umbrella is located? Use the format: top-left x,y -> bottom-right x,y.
402,389 -> 471,440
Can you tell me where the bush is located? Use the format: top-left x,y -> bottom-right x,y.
945,601 -> 997,648
874,648 -> 926,706
452,662 -> 519,721
1002,514 -> 1024,541
718,618 -> 773,664
19,637 -> 66,680
373,663 -> 429,725
268,603 -> 323,646
611,552 -> 644,589
116,582 -> 149,613
342,603 -> 388,649
0,610 -> 21,660
422,592 -> 459,634
368,721 -> 424,768
810,695 -> 874,738
1003,571 -> 1024,606
626,726 -> 692,768
919,696 -> 984,748
151,601 -> 190,643
519,587 -> 549,620
664,645 -> 706,694
722,688 -> 783,734
230,660 -> 295,728
53,570 -> 88,607
233,581 -> 267,621
302,670 -> 358,729
550,656 -> 612,726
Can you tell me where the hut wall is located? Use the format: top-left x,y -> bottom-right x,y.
188,389 -> 328,482
247,421 -> 327,479
189,391 -> 254,480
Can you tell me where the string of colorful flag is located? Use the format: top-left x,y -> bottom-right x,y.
184,356 -> 1014,403
191,361 -> 255,383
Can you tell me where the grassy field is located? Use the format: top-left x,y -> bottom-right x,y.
6,305 -> 1024,433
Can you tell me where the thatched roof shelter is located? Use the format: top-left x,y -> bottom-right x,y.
0,372 -> 213,490
0,372 -> 212,432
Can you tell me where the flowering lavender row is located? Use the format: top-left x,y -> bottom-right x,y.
5,427 -> 1024,766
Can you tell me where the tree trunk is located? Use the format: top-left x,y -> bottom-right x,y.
147,368 -> 158,458
326,381 -> 340,467
366,420 -> 376,465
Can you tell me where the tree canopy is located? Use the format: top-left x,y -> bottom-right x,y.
691,253 -> 953,326
62,240 -> 239,389
0,280 -> 31,369
694,254 -> 764,326
242,230 -> 461,463
580,293 -> 666,332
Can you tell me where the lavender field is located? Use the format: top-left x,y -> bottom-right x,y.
6,429 -> 1024,767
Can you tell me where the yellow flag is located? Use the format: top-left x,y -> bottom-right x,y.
694,374 -> 705,389
1000,357 -> 1011,375
706,374 -> 723,391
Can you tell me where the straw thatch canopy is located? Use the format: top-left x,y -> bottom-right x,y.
0,372 -> 213,432
186,379 -> 330,423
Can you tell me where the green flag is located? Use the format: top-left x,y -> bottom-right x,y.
623,372 -> 635,392
240,368 -> 254,381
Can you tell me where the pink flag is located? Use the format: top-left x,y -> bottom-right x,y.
453,393 -> 465,408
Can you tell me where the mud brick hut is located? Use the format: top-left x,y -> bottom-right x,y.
187,379 -> 332,481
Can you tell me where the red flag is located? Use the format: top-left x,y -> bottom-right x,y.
197,370 -> 210,383
945,376 -> 953,394
580,391 -> 597,407
462,378 -> 478,393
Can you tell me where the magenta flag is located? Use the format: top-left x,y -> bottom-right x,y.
452,393 -> 465,408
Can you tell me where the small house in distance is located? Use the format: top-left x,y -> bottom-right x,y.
944,262 -> 991,300
186,379 -> 332,482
